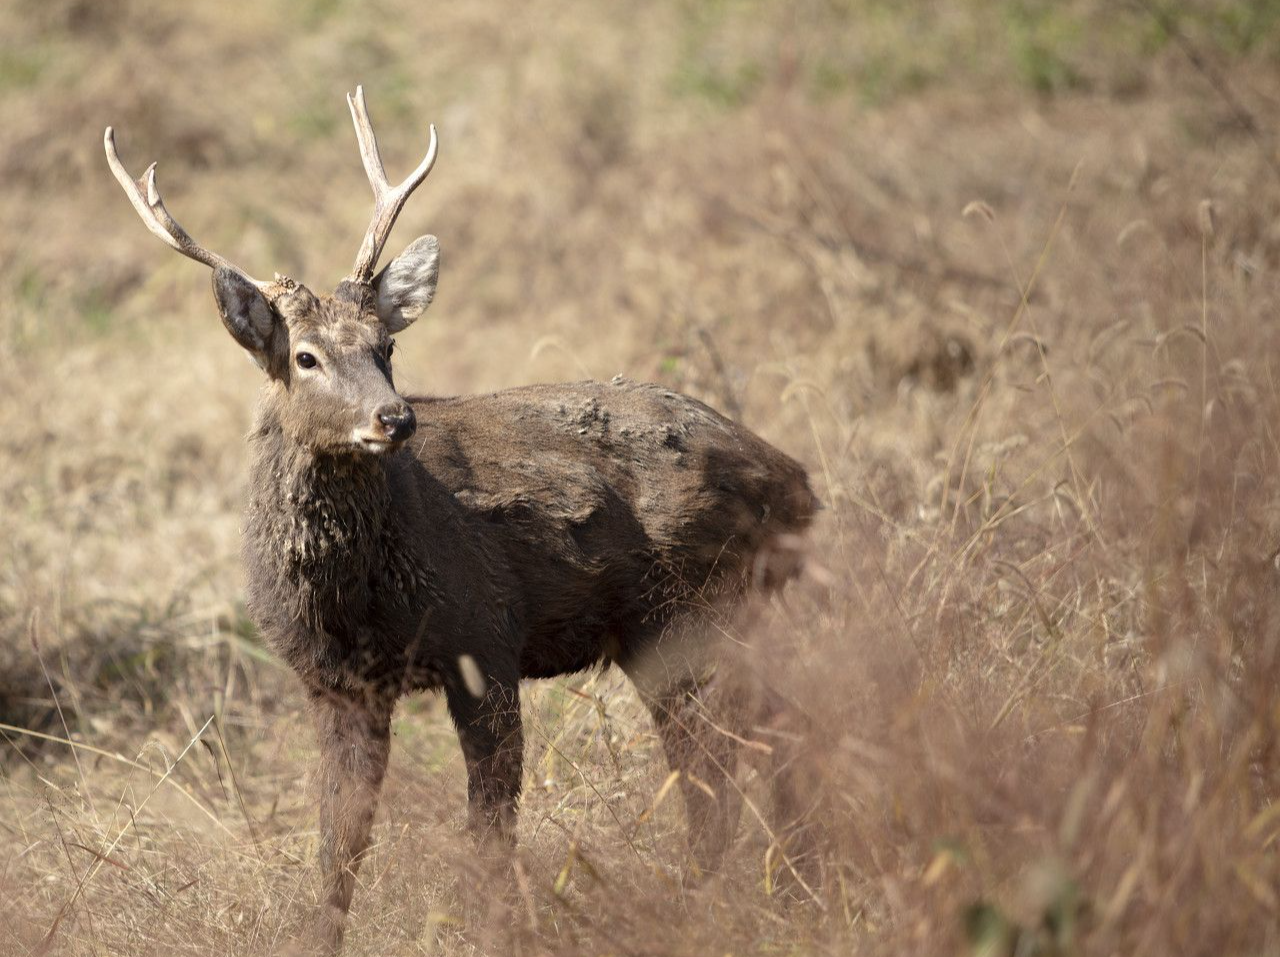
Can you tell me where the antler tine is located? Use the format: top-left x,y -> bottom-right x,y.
103,127 -> 269,291
346,85 -> 438,283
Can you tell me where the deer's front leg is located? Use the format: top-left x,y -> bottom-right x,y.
445,673 -> 523,846
309,685 -> 393,954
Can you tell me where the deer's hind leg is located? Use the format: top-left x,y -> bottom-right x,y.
310,685 -> 394,954
747,682 -> 824,897
619,630 -> 748,876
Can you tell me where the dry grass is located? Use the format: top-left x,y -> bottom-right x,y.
4,0 -> 1280,954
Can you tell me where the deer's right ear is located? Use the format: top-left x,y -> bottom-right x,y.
213,267 -> 278,369
372,235 -> 440,333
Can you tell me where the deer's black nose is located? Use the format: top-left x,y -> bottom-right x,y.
374,404 -> 416,443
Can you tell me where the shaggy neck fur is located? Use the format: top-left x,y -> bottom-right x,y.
245,413 -> 390,633
242,398 -> 444,692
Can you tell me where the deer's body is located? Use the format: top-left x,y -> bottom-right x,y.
106,89 -> 818,952
247,376 -> 814,694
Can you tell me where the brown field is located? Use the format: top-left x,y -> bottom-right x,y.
4,1 -> 1280,954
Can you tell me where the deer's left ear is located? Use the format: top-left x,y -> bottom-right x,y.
213,266 -> 279,370
372,234 -> 439,333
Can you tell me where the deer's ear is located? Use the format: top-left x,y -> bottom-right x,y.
212,267 -> 278,369
372,234 -> 439,333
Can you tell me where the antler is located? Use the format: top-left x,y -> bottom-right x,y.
103,127 -> 270,292
346,85 -> 438,283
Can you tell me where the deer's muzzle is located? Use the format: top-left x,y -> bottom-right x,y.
374,403 -> 417,443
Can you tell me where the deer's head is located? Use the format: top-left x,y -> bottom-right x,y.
105,87 -> 439,455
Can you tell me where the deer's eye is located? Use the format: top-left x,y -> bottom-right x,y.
386,340 -> 395,360
296,352 -> 318,370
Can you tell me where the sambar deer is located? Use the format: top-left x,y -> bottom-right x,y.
105,87 -> 818,952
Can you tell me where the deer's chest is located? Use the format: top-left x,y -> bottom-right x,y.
243,463 -> 443,685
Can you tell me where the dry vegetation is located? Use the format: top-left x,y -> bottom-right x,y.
4,0 -> 1280,953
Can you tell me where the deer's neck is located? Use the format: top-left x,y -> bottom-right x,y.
242,411 -> 445,691
244,418 -> 391,628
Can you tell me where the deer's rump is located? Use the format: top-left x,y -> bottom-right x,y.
409,378 -> 817,678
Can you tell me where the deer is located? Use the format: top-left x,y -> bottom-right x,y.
104,87 -> 819,952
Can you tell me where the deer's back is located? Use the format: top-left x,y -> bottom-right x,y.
409,378 -> 817,677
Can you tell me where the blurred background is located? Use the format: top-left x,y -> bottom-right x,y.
3,0 -> 1280,954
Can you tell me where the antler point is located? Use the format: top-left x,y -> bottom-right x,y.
104,124 -> 263,285
141,163 -> 159,203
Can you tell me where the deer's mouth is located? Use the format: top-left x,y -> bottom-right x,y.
351,431 -> 406,454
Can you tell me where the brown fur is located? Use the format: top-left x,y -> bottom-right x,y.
107,102 -> 818,951
238,296 -> 817,949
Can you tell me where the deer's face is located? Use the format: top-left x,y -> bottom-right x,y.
270,282 -> 414,455
211,235 -> 441,457
105,87 -> 443,458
